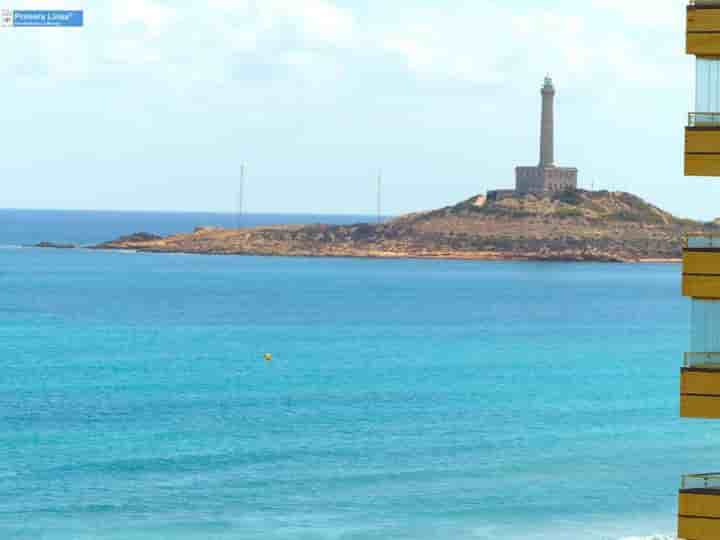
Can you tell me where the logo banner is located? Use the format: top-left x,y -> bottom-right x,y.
7,10 -> 83,27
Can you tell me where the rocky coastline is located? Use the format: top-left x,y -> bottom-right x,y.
33,190 -> 707,263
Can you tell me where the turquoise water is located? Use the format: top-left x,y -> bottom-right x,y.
0,211 -> 705,539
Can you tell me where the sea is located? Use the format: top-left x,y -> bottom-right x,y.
0,209 -> 704,540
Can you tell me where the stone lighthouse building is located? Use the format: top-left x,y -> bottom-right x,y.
515,76 -> 578,194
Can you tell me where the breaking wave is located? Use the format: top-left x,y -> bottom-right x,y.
618,536 -> 675,540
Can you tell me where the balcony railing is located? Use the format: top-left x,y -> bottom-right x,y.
685,352 -> 720,368
685,233 -> 720,249
689,112 -> 720,127
683,473 -> 720,491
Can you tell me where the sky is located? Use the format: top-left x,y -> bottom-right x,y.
0,0 -> 714,218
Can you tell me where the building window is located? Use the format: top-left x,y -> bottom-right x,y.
695,57 -> 720,125
691,300 -> 720,352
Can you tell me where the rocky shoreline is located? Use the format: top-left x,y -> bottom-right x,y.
81,227 -> 673,263
32,190 -> 705,263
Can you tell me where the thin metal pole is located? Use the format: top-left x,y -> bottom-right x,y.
377,170 -> 382,224
237,164 -> 245,229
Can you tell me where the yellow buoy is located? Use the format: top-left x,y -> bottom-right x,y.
264,353 -> 273,362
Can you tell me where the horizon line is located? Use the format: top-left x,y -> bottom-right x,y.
0,206 -> 398,217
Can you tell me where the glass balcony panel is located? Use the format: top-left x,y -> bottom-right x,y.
685,233 -> 720,248
691,299 -> 720,353
696,57 -> 720,122
687,234 -> 717,248
690,112 -> 720,126
683,237 -> 720,297
683,473 -> 720,491
685,352 -> 720,368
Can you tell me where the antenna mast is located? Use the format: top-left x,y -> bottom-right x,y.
237,163 -> 245,229
377,170 -> 382,224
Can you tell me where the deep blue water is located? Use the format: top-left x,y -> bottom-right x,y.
0,209 -> 378,246
0,210 -> 701,539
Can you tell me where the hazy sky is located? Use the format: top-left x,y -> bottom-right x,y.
0,0 -> 712,218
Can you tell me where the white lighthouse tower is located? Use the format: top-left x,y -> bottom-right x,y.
515,75 -> 578,194
539,75 -> 556,168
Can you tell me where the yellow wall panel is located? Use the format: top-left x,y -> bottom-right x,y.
688,8 -> 720,32
684,252 -> 720,276
685,154 -> 720,177
687,32 -> 720,55
681,370 -> 720,396
681,394 -> 720,419
686,130 -> 720,154
679,515 -> 720,539
683,275 -> 720,299
680,493 -> 720,520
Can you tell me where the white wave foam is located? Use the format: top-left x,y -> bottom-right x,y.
469,526 -> 676,540
619,536 -> 675,540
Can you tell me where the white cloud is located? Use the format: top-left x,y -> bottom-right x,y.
590,0 -> 681,26
378,1 -> 687,93
111,0 -> 178,38
0,0 -> 690,98
255,0 -> 354,45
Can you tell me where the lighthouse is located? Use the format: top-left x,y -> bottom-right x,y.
539,75 -> 556,167
515,75 -> 578,195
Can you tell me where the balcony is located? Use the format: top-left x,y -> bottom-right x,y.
681,364 -> 720,418
682,355 -> 720,420
681,292 -> 720,417
686,352 -> 720,368
679,473 -> 720,539
685,118 -> 720,176
688,2 -> 720,55
689,112 -> 720,127
683,236 -> 720,298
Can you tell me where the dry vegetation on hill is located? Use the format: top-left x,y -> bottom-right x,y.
88,190 -> 708,262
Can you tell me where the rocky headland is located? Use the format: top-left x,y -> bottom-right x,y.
34,241 -> 78,249
37,190 -> 712,262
